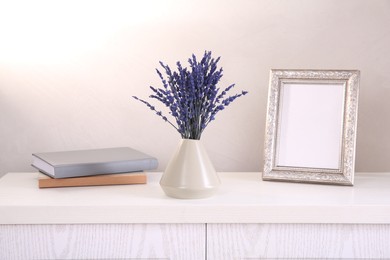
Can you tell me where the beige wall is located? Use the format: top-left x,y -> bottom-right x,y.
0,0 -> 389,177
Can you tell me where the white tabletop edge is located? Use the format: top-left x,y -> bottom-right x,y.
1,171 -> 390,224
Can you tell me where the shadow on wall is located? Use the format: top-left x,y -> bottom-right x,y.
356,85 -> 390,172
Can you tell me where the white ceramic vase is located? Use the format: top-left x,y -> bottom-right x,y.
160,139 -> 220,199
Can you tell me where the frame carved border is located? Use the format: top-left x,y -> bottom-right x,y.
263,69 -> 360,185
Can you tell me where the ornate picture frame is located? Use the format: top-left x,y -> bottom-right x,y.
263,70 -> 360,185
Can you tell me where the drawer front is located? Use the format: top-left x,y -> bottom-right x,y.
207,223 -> 390,259
0,223 -> 205,260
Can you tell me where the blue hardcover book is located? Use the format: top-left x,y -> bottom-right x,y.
32,147 -> 158,178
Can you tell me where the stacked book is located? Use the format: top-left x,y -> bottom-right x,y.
32,147 -> 158,188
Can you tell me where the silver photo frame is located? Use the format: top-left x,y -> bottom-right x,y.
263,70 -> 360,185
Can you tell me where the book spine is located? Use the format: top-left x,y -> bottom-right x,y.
55,158 -> 158,178
39,173 -> 147,188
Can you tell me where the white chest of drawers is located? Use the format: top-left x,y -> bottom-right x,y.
1,172 -> 390,259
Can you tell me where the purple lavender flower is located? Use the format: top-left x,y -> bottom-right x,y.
133,51 -> 248,140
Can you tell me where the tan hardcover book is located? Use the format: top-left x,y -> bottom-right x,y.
38,172 -> 147,188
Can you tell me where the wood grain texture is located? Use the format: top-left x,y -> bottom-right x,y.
0,224 -> 205,260
207,224 -> 390,259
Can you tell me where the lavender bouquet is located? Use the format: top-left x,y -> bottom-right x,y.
133,51 -> 248,140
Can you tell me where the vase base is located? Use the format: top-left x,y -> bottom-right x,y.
161,184 -> 219,199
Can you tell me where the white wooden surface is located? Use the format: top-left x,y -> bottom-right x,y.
1,172 -> 390,224
207,224 -> 390,259
2,172 -> 390,259
2,223 -> 390,260
0,224 -> 205,260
